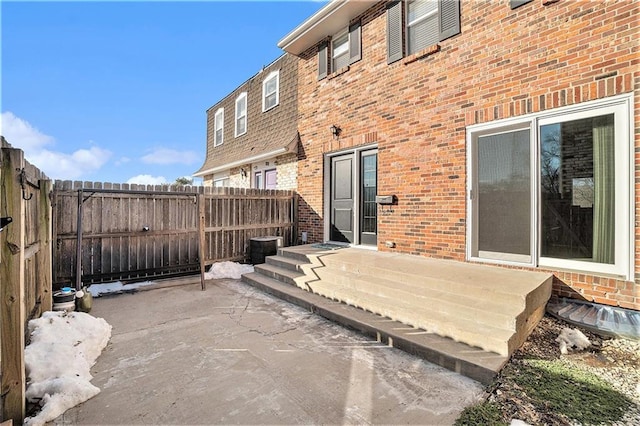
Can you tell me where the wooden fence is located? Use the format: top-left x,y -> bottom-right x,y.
1,139 -> 53,423
53,182 -> 297,288
198,188 -> 296,289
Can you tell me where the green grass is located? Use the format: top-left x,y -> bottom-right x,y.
512,359 -> 633,425
455,402 -> 507,426
457,357 -> 636,426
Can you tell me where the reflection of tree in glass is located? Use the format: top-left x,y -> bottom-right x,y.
572,178 -> 594,207
541,125 -> 561,197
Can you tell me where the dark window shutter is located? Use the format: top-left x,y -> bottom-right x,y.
318,41 -> 328,80
439,0 -> 460,41
349,21 -> 362,64
386,1 -> 403,64
510,0 -> 533,9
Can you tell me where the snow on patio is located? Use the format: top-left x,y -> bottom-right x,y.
22,262 -> 252,424
25,262 -> 253,425
204,261 -> 254,280
24,311 -> 111,426
87,262 -> 254,297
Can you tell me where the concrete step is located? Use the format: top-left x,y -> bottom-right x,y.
305,278 -> 516,356
277,246 -> 316,263
269,246 -> 552,358
302,249 -> 548,301
307,267 -> 519,331
253,263 -> 305,286
241,272 -> 508,385
265,255 -> 310,272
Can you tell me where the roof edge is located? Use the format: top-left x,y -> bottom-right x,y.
278,0 -> 377,55
193,147 -> 289,178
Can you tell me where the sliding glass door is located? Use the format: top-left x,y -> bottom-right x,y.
468,95 -> 631,279
475,128 -> 531,262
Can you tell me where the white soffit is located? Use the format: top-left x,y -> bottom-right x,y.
278,0 -> 378,55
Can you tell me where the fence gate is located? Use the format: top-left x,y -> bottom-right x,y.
1,138 -> 53,423
53,182 -> 201,287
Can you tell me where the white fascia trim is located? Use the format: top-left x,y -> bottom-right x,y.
193,147 -> 288,177
278,0 -> 376,55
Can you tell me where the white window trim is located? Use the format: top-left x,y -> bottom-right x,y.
212,171 -> 229,188
254,170 -> 263,189
407,1 -> 437,27
466,94 -> 634,281
406,0 -> 439,55
235,92 -> 247,137
332,27 -> 349,70
262,70 -> 280,112
214,108 -> 224,147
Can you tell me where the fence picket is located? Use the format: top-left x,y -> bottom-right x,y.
52,182 -> 295,286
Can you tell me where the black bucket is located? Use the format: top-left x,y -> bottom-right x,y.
53,287 -> 76,311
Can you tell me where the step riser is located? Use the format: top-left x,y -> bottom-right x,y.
277,248 -> 312,263
306,280 -> 510,356
254,264 -> 299,286
309,268 -> 519,330
263,247 -> 552,359
265,256 -> 309,272
241,272 -> 507,385
302,255 -> 534,303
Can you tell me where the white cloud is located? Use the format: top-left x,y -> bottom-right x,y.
0,111 -> 111,180
0,111 -> 53,151
29,147 -> 111,180
141,147 -> 199,165
126,174 -> 168,185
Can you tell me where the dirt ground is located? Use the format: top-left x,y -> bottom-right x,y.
481,315 -> 640,425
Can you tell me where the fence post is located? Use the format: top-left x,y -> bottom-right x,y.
75,189 -> 83,291
38,179 -> 53,311
0,147 -> 26,423
197,194 -> 206,290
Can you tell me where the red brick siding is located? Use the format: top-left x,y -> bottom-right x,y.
295,1 -> 640,309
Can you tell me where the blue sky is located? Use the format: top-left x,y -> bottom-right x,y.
1,0 -> 324,185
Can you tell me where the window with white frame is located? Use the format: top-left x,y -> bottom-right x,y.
235,92 -> 247,137
332,29 -> 350,71
214,108 -> 224,146
467,95 -> 633,280
213,177 -> 229,188
254,171 -> 263,189
212,171 -> 229,188
262,71 -> 279,111
407,0 -> 439,55
318,21 -> 361,80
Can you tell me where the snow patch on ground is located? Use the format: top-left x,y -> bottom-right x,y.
24,311 -> 112,426
88,280 -> 156,297
556,327 -> 591,354
204,261 -> 254,280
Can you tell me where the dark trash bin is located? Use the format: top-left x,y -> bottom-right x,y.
250,236 -> 283,264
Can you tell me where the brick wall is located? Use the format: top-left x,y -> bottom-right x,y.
295,0 -> 639,309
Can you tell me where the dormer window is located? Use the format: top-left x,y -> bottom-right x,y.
214,108 -> 224,146
262,70 -> 279,112
235,92 -> 247,137
318,21 -> 361,80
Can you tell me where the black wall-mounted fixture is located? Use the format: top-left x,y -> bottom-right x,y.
330,124 -> 341,139
0,217 -> 13,232
240,168 -> 247,178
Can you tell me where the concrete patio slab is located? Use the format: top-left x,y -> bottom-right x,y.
53,279 -> 484,425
